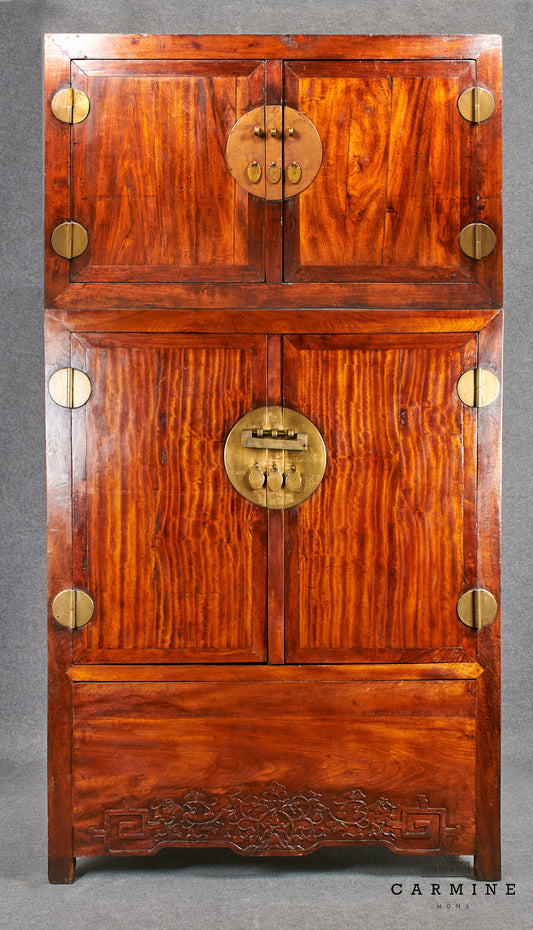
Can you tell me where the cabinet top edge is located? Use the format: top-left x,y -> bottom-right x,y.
44,33 -> 502,61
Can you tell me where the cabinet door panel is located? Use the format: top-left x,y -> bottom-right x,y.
283,334 -> 478,663
70,60 -> 265,284
71,334 -> 267,663
284,60 -> 475,284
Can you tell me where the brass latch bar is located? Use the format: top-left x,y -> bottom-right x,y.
241,428 -> 308,451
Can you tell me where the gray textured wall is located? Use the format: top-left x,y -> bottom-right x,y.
0,0 -> 531,924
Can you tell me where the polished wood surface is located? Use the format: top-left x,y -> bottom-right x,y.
45,34 -> 502,309
72,679 -> 476,857
70,333 -> 267,663
70,60 -> 265,284
45,33 -> 502,882
284,60 -> 475,282
284,334 -> 478,663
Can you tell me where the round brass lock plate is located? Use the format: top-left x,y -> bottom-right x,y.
457,368 -> 500,408
51,221 -> 89,259
225,105 -> 322,200
457,86 -> 495,123
457,588 -> 498,629
224,406 -> 326,510
51,87 -> 90,124
459,223 -> 496,260
52,589 -> 94,629
48,368 -> 92,408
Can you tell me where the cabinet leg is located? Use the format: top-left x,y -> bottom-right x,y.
473,850 -> 501,882
48,856 -> 76,884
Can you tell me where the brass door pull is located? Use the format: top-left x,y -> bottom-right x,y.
287,162 -> 302,184
267,162 -> 282,184
224,406 -> 326,510
247,465 -> 266,490
247,161 -> 262,183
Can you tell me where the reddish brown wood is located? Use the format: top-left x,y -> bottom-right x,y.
45,314 -> 75,883
71,679 -> 476,858
49,307 -> 498,334
69,60 -> 265,284
68,662 -> 484,682
266,336 -> 285,663
48,33 -> 501,62
284,59 -> 477,286
47,282 -> 500,311
70,333 -> 267,664
45,34 -> 502,881
283,334 -> 478,664
45,34 -> 502,310
474,311 -> 502,881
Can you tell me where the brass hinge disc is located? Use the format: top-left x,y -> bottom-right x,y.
51,221 -> 89,259
457,588 -> 498,629
224,406 -> 326,510
226,105 -> 322,201
52,589 -> 94,630
51,87 -> 90,124
457,86 -> 495,124
459,223 -> 496,260
457,368 -> 500,408
48,367 -> 92,408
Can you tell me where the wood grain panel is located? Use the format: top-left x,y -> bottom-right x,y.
70,61 -> 265,283
284,60 -> 475,284
45,313 -> 75,883
383,75 -> 468,267
51,307 -> 498,335
70,334 -> 267,663
48,34 -> 501,62
69,663 -> 484,682
72,679 -> 476,857
284,334 -> 477,663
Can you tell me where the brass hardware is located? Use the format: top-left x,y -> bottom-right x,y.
248,465 -> 266,490
459,223 -> 496,260
457,588 -> 498,629
267,466 -> 284,492
51,221 -> 89,259
52,589 -> 94,630
287,162 -> 302,184
224,406 -> 327,510
241,427 -> 308,451
458,87 -> 495,124
51,87 -> 90,124
247,161 -> 262,184
285,467 -> 302,493
226,105 -> 322,201
457,368 -> 500,408
48,367 -> 92,408
267,162 -> 282,184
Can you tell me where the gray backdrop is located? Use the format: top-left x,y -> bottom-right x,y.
1,1 -> 531,928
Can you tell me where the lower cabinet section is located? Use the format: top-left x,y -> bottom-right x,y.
72,678 -> 476,859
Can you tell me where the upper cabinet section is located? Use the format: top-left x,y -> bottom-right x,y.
45,34 -> 502,310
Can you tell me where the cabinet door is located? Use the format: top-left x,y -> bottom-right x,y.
68,60 -> 265,285
284,60 -> 479,286
283,334 -> 479,663
70,334 -> 267,663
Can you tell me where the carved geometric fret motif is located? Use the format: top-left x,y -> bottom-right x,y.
89,782 -> 457,856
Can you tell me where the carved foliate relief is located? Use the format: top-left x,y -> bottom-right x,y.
89,782 -> 457,856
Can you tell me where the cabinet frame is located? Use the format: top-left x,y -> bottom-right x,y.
44,33 -> 502,311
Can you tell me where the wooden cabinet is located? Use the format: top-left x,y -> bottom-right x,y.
45,33 -> 501,310
45,34 -> 502,884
